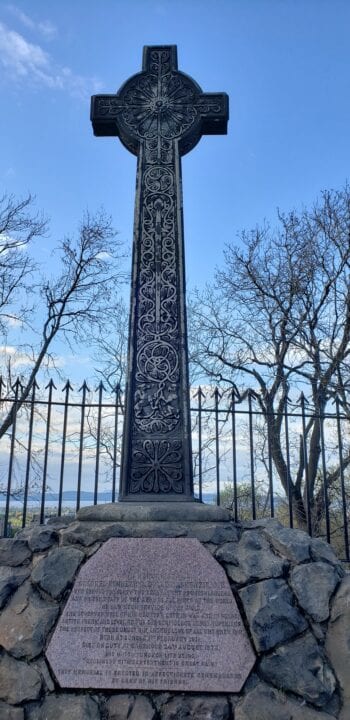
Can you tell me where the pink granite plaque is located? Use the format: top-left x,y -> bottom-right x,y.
46,538 -> 255,692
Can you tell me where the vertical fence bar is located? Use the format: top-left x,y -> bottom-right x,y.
214,387 -> 221,506
248,391 -> 256,520
197,387 -> 204,503
335,396 -> 349,561
4,379 -> 21,537
231,389 -> 238,521
300,393 -> 312,536
94,382 -> 104,505
319,406 -> 331,545
112,384 -> 120,503
77,381 -> 89,512
58,381 -> 72,517
40,380 -> 56,525
284,396 -> 293,528
267,409 -> 274,518
22,381 -> 38,528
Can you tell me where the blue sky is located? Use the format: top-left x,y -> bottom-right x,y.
1,0 -> 350,380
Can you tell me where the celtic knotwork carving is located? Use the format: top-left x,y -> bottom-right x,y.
92,45 -> 228,498
130,439 -> 183,494
118,51 -> 200,144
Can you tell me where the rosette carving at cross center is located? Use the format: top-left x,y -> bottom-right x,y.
119,73 -> 201,142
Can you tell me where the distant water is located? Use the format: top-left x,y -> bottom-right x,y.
0,490 -> 217,510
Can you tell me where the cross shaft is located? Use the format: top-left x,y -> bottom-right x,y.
91,45 -> 228,501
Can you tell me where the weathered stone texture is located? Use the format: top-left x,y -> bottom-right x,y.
17,525 -> 58,553
290,562 -> 341,621
239,577 -> 308,651
0,537 -> 32,566
0,702 -> 24,719
106,695 -> 156,720
0,651 -> 42,704
259,632 -> 336,707
325,575 -> 350,720
31,546 -> 84,598
161,695 -> 230,720
216,531 -> 288,584
31,693 -> 100,719
234,681 -> 337,720
0,580 -> 59,658
107,694 -> 135,720
262,524 -> 311,562
0,565 -> 30,609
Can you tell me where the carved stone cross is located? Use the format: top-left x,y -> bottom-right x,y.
91,46 -> 228,501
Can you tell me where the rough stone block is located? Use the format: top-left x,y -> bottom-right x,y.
259,632 -> 336,706
0,701 -> 24,719
31,546 -> 84,598
0,579 -> 59,659
239,578 -> 308,651
107,694 -> 135,720
325,575 -> 350,720
59,521 -> 129,546
0,565 -> 30,609
235,681 -> 337,720
18,525 -> 59,552
0,651 -> 42,705
33,693 -> 100,719
161,695 -> 230,720
216,530 -> 288,584
0,538 -> 32,566
290,562 -> 341,621
262,525 -> 310,563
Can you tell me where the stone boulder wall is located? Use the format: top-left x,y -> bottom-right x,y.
0,510 -> 348,720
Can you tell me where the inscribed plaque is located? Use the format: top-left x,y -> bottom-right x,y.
46,538 -> 255,692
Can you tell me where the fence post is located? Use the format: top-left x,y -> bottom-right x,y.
40,379 -> 56,525
112,384 -> 121,503
248,390 -> 256,520
58,381 -> 73,517
77,381 -> 89,512
23,380 -> 39,528
4,379 -> 22,537
335,395 -> 350,562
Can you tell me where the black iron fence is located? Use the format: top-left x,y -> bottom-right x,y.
0,379 -> 349,561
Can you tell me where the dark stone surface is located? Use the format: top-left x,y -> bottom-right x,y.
234,681 -> 337,720
262,525 -> 311,563
326,575 -> 350,720
0,537 -> 32,566
216,531 -> 288,584
0,701 -> 24,719
0,579 -> 59,659
290,562 -> 341,621
259,632 -> 336,706
0,651 -> 42,704
0,565 -> 30,609
18,525 -> 58,552
31,693 -> 101,720
31,546 -> 84,598
239,578 -> 308,651
107,694 -> 135,720
161,695 -> 230,720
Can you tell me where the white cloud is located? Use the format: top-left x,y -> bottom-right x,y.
0,21 -> 102,99
5,5 -> 57,39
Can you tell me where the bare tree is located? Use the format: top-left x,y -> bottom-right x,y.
0,194 -> 125,442
190,185 -> 350,529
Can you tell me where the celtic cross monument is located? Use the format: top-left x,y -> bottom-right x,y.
91,46 -> 228,501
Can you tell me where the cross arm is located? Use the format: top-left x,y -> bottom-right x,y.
198,93 -> 229,135
90,94 -> 123,137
